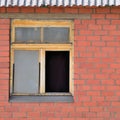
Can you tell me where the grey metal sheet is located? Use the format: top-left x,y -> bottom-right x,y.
14,50 -> 39,94
0,0 -> 120,7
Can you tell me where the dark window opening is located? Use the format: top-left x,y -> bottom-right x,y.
45,51 -> 69,92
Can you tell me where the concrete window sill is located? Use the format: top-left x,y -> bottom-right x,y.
9,95 -> 74,102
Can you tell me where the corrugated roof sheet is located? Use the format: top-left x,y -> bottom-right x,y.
0,0 -> 120,7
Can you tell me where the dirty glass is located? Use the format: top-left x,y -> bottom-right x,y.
15,27 -> 41,43
44,27 -> 69,43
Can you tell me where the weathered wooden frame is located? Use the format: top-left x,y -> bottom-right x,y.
10,19 -> 74,96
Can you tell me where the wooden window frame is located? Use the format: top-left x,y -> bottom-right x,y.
10,19 -> 74,96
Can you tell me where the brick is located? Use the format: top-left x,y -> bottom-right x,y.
83,112 -> 97,118
78,96 -> 91,102
96,20 -> 110,25
111,20 -> 120,24
97,112 -> 110,117
102,58 -> 116,63
96,7 -> 110,13
101,47 -> 115,52
95,74 -> 109,79
74,80 -> 84,85
0,7 -> 6,13
35,7 -> 49,13
94,52 -> 108,57
50,7 -> 64,13
111,7 -> 120,13
0,30 -> 9,35
106,96 -> 119,101
5,106 -> 19,112
7,7 -> 20,13
87,80 -> 100,85
80,52 -> 93,57
103,25 -> 116,30
92,41 -> 106,47
69,112 -> 83,117
0,57 -> 9,62
94,31 -> 108,35
106,86 -> 120,91
0,41 -> 9,46
87,47 -> 100,52
79,30 -> 93,35
112,102 -> 120,106
79,8 -> 93,14
74,19 -> 81,24
110,64 -> 120,68
102,91 -> 114,96
77,41 -> 91,47
55,112 -> 68,117
80,63 -> 94,69
48,118 -> 61,120
92,96 -> 105,101
0,24 -> 9,29
97,102 -> 110,106
13,112 -> 27,118
81,20 -> 95,24
0,112 -> 12,118
92,14 -> 105,19
65,7 -> 78,13
109,31 -> 120,36
20,7 -> 35,13
109,107 -> 120,112
116,80 -> 120,85
80,74 -> 94,79
91,86 -> 105,90
90,107 -> 104,112
101,80 -> 114,85
76,107 -> 89,112
0,52 -> 9,57
87,68 -> 100,73
27,112 -> 41,117
77,85 -> 90,91
88,25 -> 102,30
87,91 -> 100,96
61,107 -> 75,112
0,35 -> 9,41
96,63 -> 109,69
0,47 -> 9,52
0,19 -> 10,24
0,74 -> 9,79
101,36 -> 115,41
87,36 -> 100,41
106,14 -> 120,19
74,36 -> 86,41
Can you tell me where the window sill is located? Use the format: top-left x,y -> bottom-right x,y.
9,95 -> 74,102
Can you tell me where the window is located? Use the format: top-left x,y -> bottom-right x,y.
10,20 -> 74,102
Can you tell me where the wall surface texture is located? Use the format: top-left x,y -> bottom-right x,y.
0,6 -> 120,120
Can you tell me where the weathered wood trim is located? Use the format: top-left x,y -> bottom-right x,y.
0,13 -> 90,19
10,20 -> 74,96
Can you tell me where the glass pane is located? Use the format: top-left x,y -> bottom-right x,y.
15,27 -> 41,43
45,51 -> 69,92
44,27 -> 69,43
14,50 -> 39,94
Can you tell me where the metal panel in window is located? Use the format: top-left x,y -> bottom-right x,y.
44,27 -> 69,43
15,27 -> 41,43
14,50 -> 39,94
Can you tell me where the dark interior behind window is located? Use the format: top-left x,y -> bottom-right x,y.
45,51 -> 69,92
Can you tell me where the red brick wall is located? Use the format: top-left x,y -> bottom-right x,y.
0,6 -> 120,120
